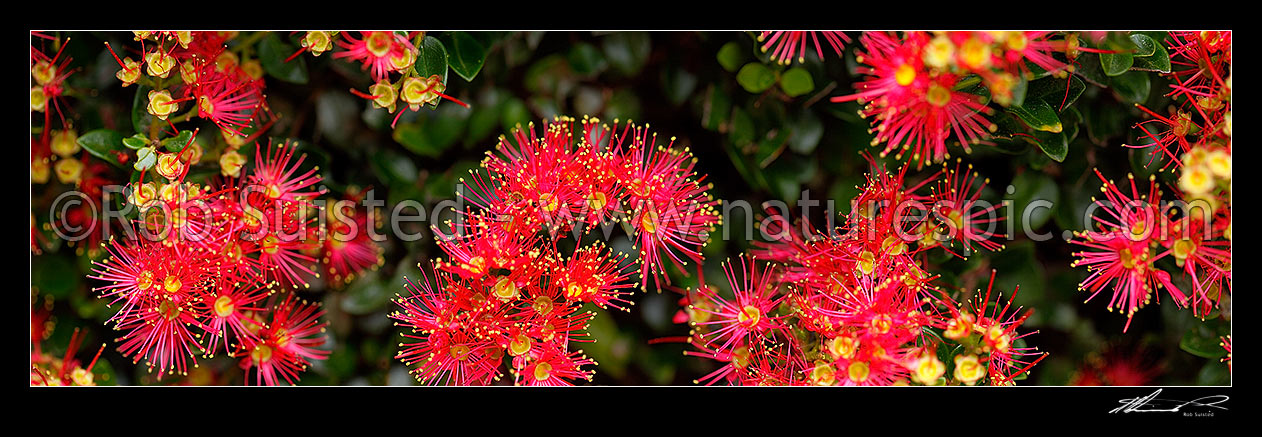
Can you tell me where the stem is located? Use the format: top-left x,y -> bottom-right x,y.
170,109 -> 197,125
233,31 -> 269,58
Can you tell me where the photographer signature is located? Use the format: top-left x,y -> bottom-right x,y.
1109,389 -> 1229,414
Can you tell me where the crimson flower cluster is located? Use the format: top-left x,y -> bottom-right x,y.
679,158 -> 1044,385
1071,31 -> 1231,331
832,31 -> 1096,169
390,116 -> 721,385
86,137 -> 382,385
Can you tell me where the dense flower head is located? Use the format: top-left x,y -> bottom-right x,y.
1070,171 -> 1185,331
83,131 -> 340,385
686,160 -> 1038,385
394,115 -> 719,384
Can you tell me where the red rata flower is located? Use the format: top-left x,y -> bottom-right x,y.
690,256 -> 787,354
475,119 -> 591,234
241,295 -> 329,386
31,33 -> 77,136
930,159 -> 1005,256
945,270 -> 1047,385
248,139 -> 325,206
113,295 -> 206,379
757,31 -> 850,64
550,241 -> 634,311
315,190 -> 385,285
395,325 -> 503,386
833,32 -> 995,169
1165,31 -> 1231,110
196,279 -> 267,357
186,61 -> 265,137
334,31 -> 415,82
1071,171 -> 1185,331
512,345 -> 596,386
30,327 -> 106,386
432,212 -> 540,282
612,122 -> 721,289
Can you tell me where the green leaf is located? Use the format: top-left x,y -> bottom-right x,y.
729,107 -> 755,145
1109,71 -> 1152,104
1131,52 -> 1171,73
258,33 -> 309,84
736,63 -> 776,93
1071,53 -> 1108,87
1032,130 -> 1068,162
1099,52 -> 1134,77
567,42 -> 607,76
160,129 -> 194,152
133,147 -> 157,171
369,148 -> 417,186
1130,36 -> 1171,73
1128,34 -> 1157,57
1008,170 -> 1060,231
703,85 -> 731,131
660,65 -> 698,106
717,41 -> 745,72
32,254 -> 80,298
1180,318 -> 1230,359
444,32 -> 486,82
500,98 -> 531,134
604,88 -> 641,121
414,36 -> 449,109
788,111 -> 824,154
77,129 -> 126,168
601,32 -> 651,76
122,133 -> 148,150
1026,75 -> 1086,110
779,67 -> 815,97
755,129 -> 789,169
1007,98 -> 1063,133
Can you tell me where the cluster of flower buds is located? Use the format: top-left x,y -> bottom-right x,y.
86,136 -> 386,385
106,31 -> 273,139
30,33 -> 75,124
390,116 -> 721,385
31,128 -> 116,255
289,31 -> 471,127
31,34 -> 107,255
679,158 -> 1044,385
1072,31 -> 1231,331
832,31 -> 1101,168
